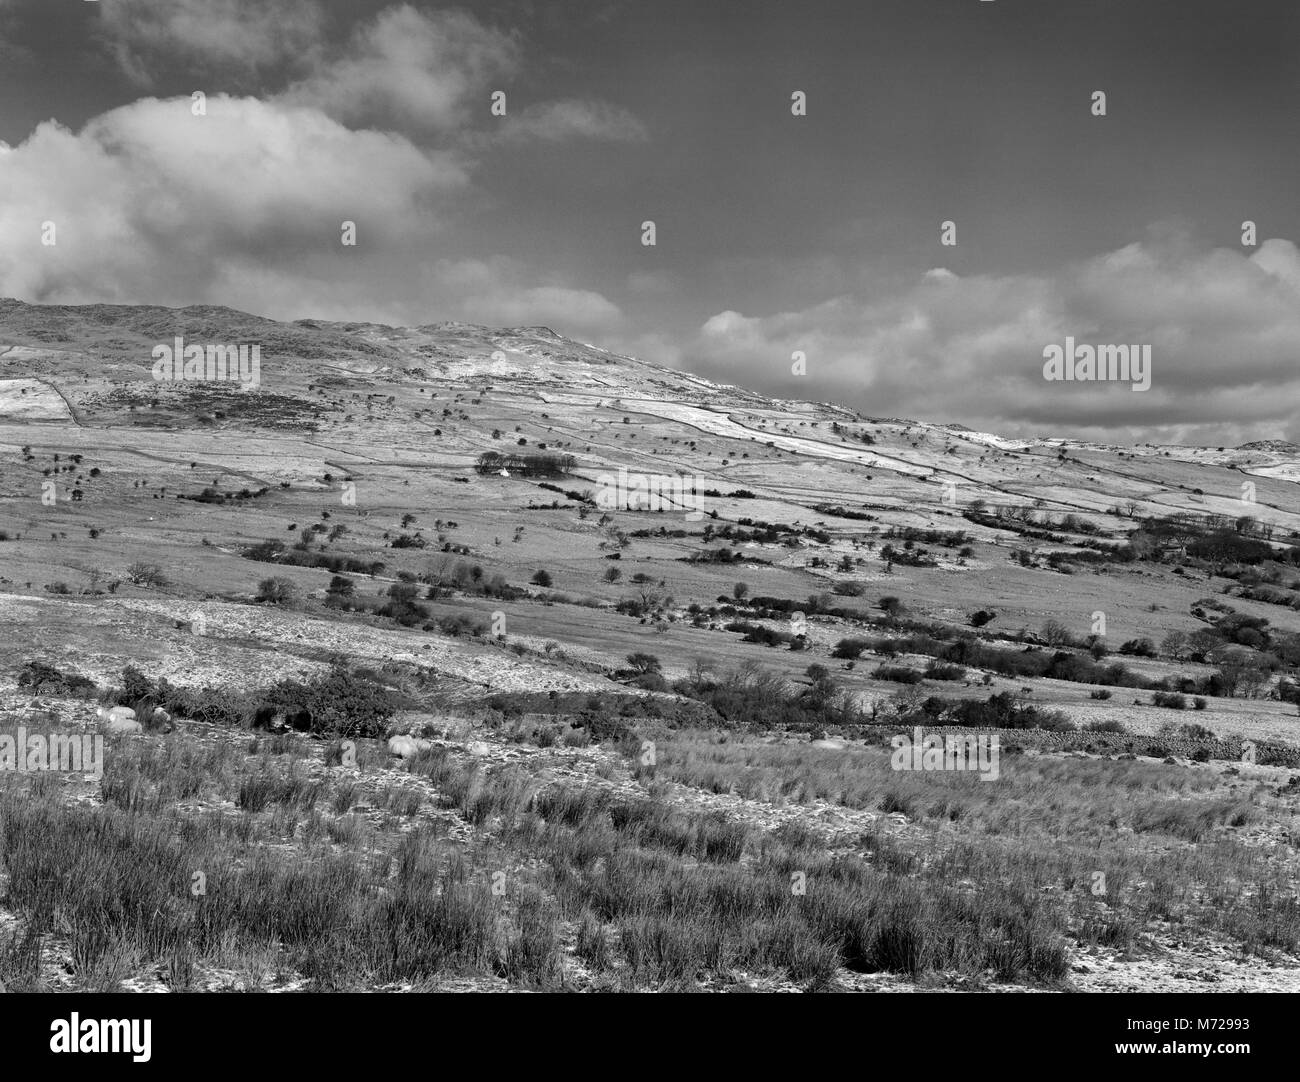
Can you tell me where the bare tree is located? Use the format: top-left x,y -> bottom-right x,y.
1160,630 -> 1190,660
1040,619 -> 1074,647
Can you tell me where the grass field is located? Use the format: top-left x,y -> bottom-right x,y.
2,303 -> 1300,992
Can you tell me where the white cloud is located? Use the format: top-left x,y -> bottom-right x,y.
0,95 -> 463,307
95,0 -> 325,84
277,5 -> 518,134
496,99 -> 648,143
94,2 -> 643,146
688,234 -> 1300,444
472,286 -> 622,328
0,5 -> 631,330
1248,238 -> 1300,293
424,258 -> 622,332
700,310 -> 759,338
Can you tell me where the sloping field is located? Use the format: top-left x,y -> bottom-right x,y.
1,300 -> 1299,994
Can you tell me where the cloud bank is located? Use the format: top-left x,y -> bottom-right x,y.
0,3 -> 634,333
685,235 -> 1300,446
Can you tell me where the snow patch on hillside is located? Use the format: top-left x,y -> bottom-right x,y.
0,378 -> 71,420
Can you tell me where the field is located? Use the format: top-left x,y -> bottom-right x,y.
2,300 -> 1299,992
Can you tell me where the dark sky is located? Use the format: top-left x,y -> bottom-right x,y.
2,0 -> 1299,445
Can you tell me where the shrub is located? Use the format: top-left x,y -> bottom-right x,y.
380,597 -> 430,627
256,577 -> 297,605
831,637 -> 870,660
16,660 -> 97,698
327,574 -> 355,598
728,621 -> 795,647
119,665 -> 155,704
874,666 -> 923,684
923,663 -> 965,681
388,582 -> 420,604
265,666 -> 401,738
435,614 -> 486,637
531,569 -> 554,588
125,561 -> 168,588
936,691 -> 1076,732
1089,689 -> 1112,700
1120,638 -> 1157,658
1152,691 -> 1187,710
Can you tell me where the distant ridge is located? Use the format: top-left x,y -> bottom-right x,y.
1239,440 -> 1300,453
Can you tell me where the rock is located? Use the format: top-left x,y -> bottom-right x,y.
387,735 -> 433,758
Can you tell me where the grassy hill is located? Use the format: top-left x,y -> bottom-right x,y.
1,299 -> 1299,992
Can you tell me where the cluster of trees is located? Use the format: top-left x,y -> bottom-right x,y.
830,616 -> 1291,700
1118,513 -> 1282,567
812,503 -> 876,522
702,521 -> 790,545
879,543 -> 938,568
95,663 -> 402,739
873,683 -> 1074,731
244,538 -> 385,576
475,451 -> 575,477
672,659 -> 866,733
881,526 -> 971,549
686,547 -> 762,565
723,620 -> 804,649
177,485 -> 269,505
425,555 -> 517,599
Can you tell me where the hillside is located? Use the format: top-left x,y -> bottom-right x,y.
2,299 -> 1299,993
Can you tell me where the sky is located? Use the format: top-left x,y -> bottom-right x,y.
1,0 -> 1299,446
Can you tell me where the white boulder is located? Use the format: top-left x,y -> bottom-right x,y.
387,735 -> 434,758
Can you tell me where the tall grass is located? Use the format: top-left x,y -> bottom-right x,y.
2,708 -> 1293,992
